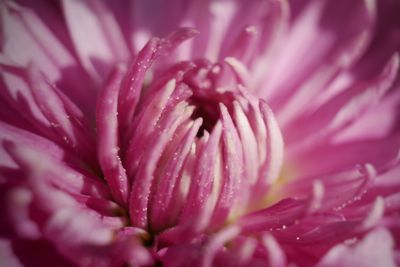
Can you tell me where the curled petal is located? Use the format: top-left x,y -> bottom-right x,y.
179,122 -> 223,233
96,65 -> 129,206
129,102 -> 194,228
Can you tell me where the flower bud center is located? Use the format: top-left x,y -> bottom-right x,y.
179,59 -> 235,137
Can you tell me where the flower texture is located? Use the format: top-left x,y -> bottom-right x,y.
0,0 -> 400,266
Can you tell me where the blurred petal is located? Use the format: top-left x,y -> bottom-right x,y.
316,228 -> 397,267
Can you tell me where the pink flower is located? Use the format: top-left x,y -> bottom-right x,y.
0,0 -> 399,266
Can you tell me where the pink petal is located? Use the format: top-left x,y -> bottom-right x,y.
209,104 -> 243,227
262,234 -> 286,267
316,228 -> 397,267
150,118 -> 202,231
238,198 -> 308,234
0,239 -> 24,267
285,53 -> 399,154
259,0 -> 376,105
61,0 -> 130,82
179,122 -> 223,233
0,1 -> 75,81
96,65 -> 129,206
129,101 -> 193,228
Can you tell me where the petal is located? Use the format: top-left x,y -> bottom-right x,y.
179,122 -> 223,232
0,64 -> 96,166
129,102 -> 193,228
233,100 -> 258,186
118,28 -> 198,137
28,65 -> 96,167
150,118 -> 202,231
0,1 -> 75,81
316,228 -> 397,267
0,121 -> 64,169
96,65 -> 129,206
285,53 -> 399,153
118,37 -> 161,135
124,79 -> 177,177
61,0 -> 130,82
334,83 -> 400,142
4,142 -> 120,266
262,234 -> 286,267
0,1 -> 95,112
201,225 -> 241,267
292,137 -> 400,178
210,104 -> 243,227
283,164 -> 376,211
0,239 -> 24,267
259,0 -> 376,106
238,198 -> 308,234
0,65 -> 55,138
252,102 -> 284,201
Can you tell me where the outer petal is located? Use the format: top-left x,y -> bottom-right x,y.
285,53 -> 399,156
316,228 -> 397,267
0,1 -> 75,82
61,0 -> 130,82
0,239 -> 24,267
258,0 -> 376,124
0,1 -> 95,113
4,143 -> 119,267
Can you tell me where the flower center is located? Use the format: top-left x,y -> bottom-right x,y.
120,51 -> 283,241
164,59 -> 236,137
188,88 -> 235,137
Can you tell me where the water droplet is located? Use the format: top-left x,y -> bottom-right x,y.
343,238 -> 357,245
